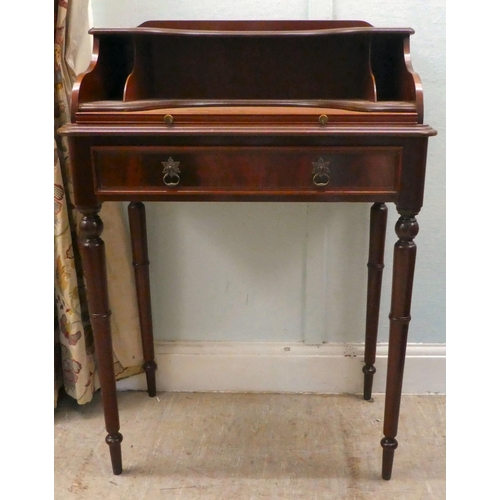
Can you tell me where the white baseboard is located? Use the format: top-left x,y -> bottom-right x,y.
116,341 -> 445,395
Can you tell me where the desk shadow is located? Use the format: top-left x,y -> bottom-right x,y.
119,393 -> 382,481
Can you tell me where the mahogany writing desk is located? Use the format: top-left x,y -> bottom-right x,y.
59,20 -> 436,480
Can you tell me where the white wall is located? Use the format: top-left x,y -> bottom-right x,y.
91,0 -> 446,346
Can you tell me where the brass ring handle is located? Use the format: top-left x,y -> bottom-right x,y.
313,172 -> 330,186
162,157 -> 181,186
312,158 -> 330,187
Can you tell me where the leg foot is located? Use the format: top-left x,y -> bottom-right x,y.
362,365 -> 376,401
144,360 -> 158,397
106,433 -> 124,475
381,437 -> 398,480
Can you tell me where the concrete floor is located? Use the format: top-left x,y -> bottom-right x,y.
54,391 -> 445,499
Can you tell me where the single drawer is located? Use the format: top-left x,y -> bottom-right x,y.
91,146 -> 401,199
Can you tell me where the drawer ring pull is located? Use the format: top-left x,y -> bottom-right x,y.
312,158 -> 330,186
162,157 -> 181,186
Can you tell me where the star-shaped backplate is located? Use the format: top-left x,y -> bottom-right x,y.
162,157 -> 181,176
312,157 -> 330,176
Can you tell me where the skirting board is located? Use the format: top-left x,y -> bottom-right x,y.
116,342 -> 445,395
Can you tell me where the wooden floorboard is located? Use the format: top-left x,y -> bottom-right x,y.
54,392 -> 445,499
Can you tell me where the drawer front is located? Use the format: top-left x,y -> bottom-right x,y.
92,146 -> 401,199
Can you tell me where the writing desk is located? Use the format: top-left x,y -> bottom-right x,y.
59,20 -> 436,480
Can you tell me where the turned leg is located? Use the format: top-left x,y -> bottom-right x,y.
381,214 -> 419,480
362,202 -> 388,400
79,208 -> 123,475
128,202 -> 157,397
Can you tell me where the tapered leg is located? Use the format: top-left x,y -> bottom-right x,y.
79,208 -> 123,475
128,202 -> 157,397
363,202 -> 388,400
381,214 -> 419,480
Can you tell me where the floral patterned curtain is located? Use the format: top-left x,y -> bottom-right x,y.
54,0 -> 144,405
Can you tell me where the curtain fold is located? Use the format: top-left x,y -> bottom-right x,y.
54,0 -> 144,406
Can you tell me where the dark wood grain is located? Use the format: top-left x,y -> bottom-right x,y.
381,214 -> 419,480
128,202 -> 157,397
59,20 -> 436,480
79,208 -> 123,475
363,202 -> 388,400
72,22 -> 422,121
91,146 -> 401,200
137,20 -> 375,30
60,123 -> 436,138
78,99 -> 417,113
